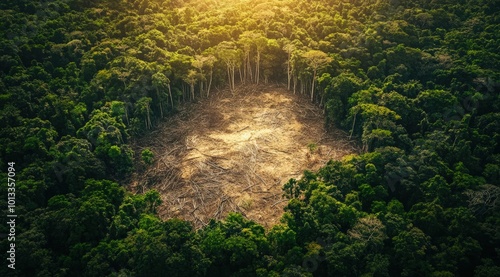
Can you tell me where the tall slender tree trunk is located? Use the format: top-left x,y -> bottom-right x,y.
168,83 -> 173,108
256,51 -> 260,85
231,65 -> 235,92
287,53 -> 291,90
243,52 -> 247,83
156,88 -> 163,118
247,53 -> 253,82
293,74 -> 297,94
207,69 -> 213,97
311,69 -> 317,102
199,66 -> 204,98
190,83 -> 195,100
146,104 -> 152,129
227,65 -> 232,91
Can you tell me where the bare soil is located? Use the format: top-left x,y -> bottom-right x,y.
129,84 -> 358,228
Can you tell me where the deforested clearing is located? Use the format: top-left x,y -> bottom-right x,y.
130,84 -> 358,228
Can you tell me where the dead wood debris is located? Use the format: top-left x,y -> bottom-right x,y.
129,84 -> 359,229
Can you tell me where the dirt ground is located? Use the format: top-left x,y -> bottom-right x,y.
129,84 -> 358,228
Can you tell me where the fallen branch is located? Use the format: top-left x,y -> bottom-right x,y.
272,199 -> 288,207
195,148 -> 230,160
243,183 -> 257,191
253,170 -> 267,186
237,126 -> 250,132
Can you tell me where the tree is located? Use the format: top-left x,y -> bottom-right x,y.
141,148 -> 154,165
2,1 -> 500,276
216,41 -> 241,92
192,55 -> 208,97
393,227 -> 433,276
349,103 -> 401,151
151,72 -> 170,118
283,41 -> 297,91
78,179 -> 124,242
201,213 -> 268,275
135,97 -> 153,130
348,216 -> 387,249
109,101 -> 129,126
254,34 -> 269,85
204,54 -> 216,97
51,136 -> 105,192
183,69 -> 198,101
77,110 -> 128,148
302,50 -> 332,102
238,31 -> 255,83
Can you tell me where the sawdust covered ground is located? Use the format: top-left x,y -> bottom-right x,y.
129,84 -> 358,228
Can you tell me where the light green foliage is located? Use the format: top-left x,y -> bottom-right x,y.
141,148 -> 154,165
307,142 -> 318,153
1,0 -> 499,276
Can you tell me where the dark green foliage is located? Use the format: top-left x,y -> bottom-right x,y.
1,0 -> 499,276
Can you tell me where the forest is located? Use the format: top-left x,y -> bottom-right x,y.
0,0 -> 499,276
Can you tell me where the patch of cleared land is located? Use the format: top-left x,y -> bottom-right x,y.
129,85 -> 358,228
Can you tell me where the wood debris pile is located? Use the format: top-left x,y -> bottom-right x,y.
129,85 -> 358,228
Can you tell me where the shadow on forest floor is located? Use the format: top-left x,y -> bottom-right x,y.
129,84 -> 359,228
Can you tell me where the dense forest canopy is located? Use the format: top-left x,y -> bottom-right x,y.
1,0 -> 499,276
